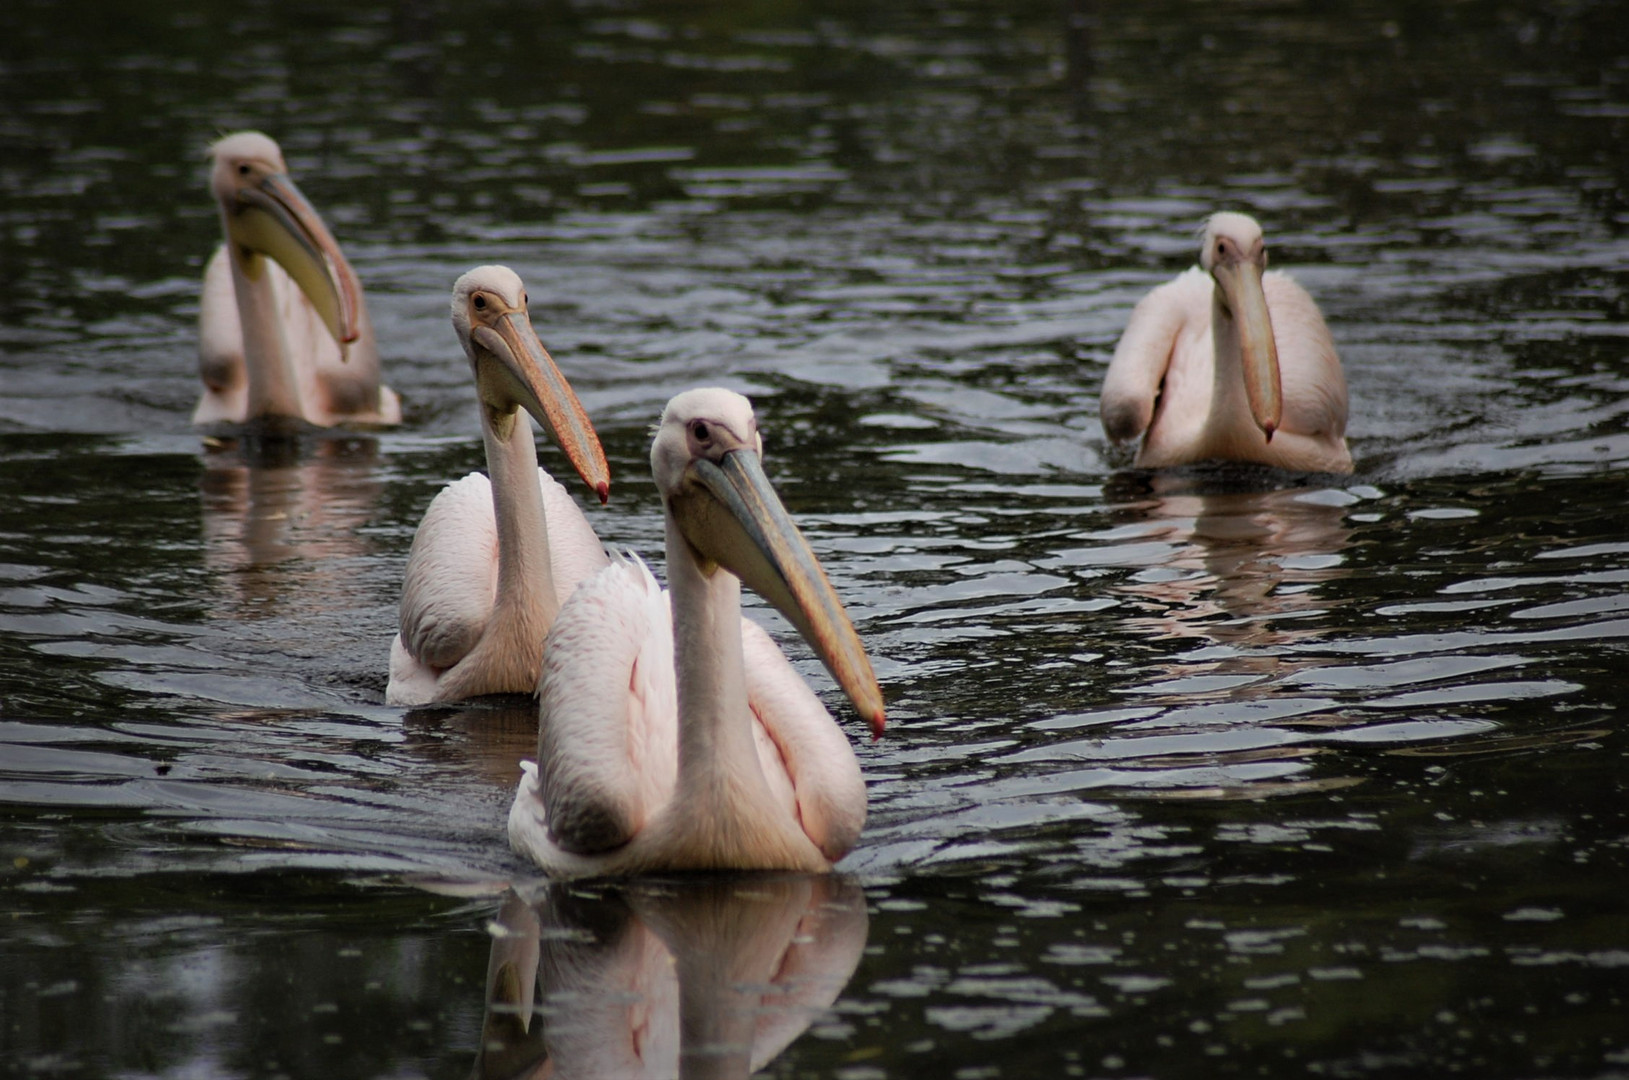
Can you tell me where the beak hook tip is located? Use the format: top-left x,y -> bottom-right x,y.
595,481 -> 610,505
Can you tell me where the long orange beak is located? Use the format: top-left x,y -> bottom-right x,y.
470,312 -> 611,504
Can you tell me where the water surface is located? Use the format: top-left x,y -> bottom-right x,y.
3,1 -> 1629,1076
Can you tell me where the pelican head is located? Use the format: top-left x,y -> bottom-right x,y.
451,266 -> 611,504
653,388 -> 885,736
208,131 -> 363,349
1199,212 -> 1283,441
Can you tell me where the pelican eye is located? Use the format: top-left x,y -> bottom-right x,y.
473,294 -> 488,311
690,420 -> 710,443
237,164 -> 250,176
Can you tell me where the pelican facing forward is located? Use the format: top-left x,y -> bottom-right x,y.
196,131 -> 400,427
387,267 -> 610,705
509,389 -> 885,877
1101,212 -> 1351,473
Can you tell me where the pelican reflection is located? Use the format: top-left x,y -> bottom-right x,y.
472,874 -> 868,1079
200,435 -> 385,616
1104,474 -> 1355,649
1061,475 -> 1369,800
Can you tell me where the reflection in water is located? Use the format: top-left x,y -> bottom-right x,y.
402,697 -> 542,790
473,875 -> 868,1080
4,0 -> 1628,1074
1008,473 -> 1367,801
1105,474 -> 1354,650
198,434 -> 386,615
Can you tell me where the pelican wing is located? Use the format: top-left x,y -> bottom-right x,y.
389,467 -> 608,707
536,555 -> 677,854
538,467 -> 611,590
740,619 -> 866,862
1100,269 -> 1210,444
525,576 -> 858,864
194,247 -> 248,425
396,473 -> 500,673
395,468 -> 609,671
1264,272 -> 1349,442
291,285 -> 398,425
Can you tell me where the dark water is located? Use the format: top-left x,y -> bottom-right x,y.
4,1 -> 1629,1076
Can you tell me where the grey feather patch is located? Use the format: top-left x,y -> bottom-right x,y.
546,795 -> 635,855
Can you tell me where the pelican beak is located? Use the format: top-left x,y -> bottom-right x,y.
226,171 -> 363,349
470,311 -> 611,504
1212,257 -> 1283,441
673,450 -> 886,737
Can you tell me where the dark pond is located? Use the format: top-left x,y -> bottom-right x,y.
3,0 -> 1629,1076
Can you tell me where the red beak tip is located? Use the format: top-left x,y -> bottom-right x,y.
595,481 -> 610,505
869,712 -> 887,740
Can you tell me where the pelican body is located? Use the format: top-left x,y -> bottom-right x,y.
196,131 -> 400,428
1101,212 -> 1351,473
387,266 -> 610,706
509,389 -> 885,877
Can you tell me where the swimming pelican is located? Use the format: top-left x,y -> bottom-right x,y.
387,266 -> 610,705
509,388 -> 885,877
195,131 -> 401,427
1100,212 -> 1352,473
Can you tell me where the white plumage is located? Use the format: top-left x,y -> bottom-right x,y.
387,266 -> 610,705
1101,212 -> 1351,473
509,389 -> 884,877
195,131 -> 400,428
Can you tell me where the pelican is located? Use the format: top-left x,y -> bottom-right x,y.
195,131 -> 401,427
386,266 -> 610,706
509,388 -> 885,877
1100,212 -> 1352,473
